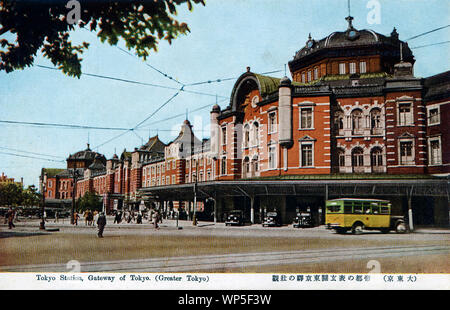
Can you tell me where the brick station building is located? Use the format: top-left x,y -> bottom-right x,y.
42,16 -> 450,227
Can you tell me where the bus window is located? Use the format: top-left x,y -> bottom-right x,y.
354,203 -> 363,214
363,203 -> 371,214
380,206 -> 390,214
327,205 -> 341,213
372,206 -> 380,214
344,203 -> 353,214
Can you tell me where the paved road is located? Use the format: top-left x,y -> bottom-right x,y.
1,219 -> 449,272
2,244 -> 449,272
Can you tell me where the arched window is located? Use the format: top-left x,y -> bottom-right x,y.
244,124 -> 250,148
351,109 -> 364,135
253,122 -> 259,147
370,108 -> 382,135
252,156 -> 259,174
243,157 -> 250,176
333,110 -> 344,135
371,147 -> 384,173
338,148 -> 346,168
352,147 -> 364,173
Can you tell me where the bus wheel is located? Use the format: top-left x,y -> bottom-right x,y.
395,222 -> 407,234
351,223 -> 364,235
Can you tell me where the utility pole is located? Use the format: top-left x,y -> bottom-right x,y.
39,172 -> 47,230
71,169 -> 80,225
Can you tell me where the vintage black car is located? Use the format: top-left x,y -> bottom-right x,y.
225,210 -> 245,226
293,212 -> 313,228
262,211 -> 282,227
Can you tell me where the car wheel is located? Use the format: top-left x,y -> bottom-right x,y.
395,222 -> 407,234
351,223 -> 364,235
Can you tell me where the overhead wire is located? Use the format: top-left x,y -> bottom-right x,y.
0,151 -> 65,163
0,146 -> 65,159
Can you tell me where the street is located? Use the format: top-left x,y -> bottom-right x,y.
1,217 -> 449,273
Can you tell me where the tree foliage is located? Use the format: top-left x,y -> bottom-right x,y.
0,183 -> 40,207
77,191 -> 102,212
0,0 -> 205,77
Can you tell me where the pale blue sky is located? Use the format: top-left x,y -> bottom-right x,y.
1,0 -> 449,186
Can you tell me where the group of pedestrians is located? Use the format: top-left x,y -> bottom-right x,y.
112,209 -> 162,229
83,209 -> 99,226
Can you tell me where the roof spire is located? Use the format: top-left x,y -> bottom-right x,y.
345,0 -> 354,29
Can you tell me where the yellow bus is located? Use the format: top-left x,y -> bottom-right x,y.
325,198 -> 407,234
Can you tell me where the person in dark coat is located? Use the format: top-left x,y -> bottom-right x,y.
7,208 -> 15,229
97,212 -> 107,238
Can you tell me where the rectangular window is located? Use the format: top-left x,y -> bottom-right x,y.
428,107 -> 440,125
307,71 -> 312,82
314,67 -> 319,80
400,141 -> 414,165
339,63 -> 346,75
172,160 -> 176,169
359,61 -> 367,74
172,175 -> 176,185
301,144 -> 313,167
380,206 -> 390,215
300,107 -> 313,129
221,126 -> 227,145
268,111 -> 277,133
221,157 -> 227,175
353,203 -> 363,214
349,62 -> 356,74
269,146 -> 277,169
301,73 -> 306,83
399,103 -> 413,125
185,175 -> 189,183
429,138 -> 442,165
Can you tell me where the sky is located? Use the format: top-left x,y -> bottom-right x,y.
1,0 -> 449,187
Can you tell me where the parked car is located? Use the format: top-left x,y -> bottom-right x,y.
293,212 -> 313,228
225,210 -> 245,226
262,211 -> 282,227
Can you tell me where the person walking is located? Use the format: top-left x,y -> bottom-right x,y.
54,211 -> 58,223
93,211 -> 99,226
73,211 -> 79,226
7,208 -> 15,229
97,212 -> 107,238
152,210 -> 159,229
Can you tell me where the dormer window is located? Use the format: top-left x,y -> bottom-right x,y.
359,61 -> 367,74
350,62 -> 356,74
339,63 -> 346,75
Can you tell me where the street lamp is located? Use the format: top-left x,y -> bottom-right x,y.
40,173 -> 47,230
70,168 -> 81,225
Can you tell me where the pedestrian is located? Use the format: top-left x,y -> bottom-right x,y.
152,210 -> 159,229
114,211 -> 120,224
84,210 -> 89,226
97,212 -> 107,238
43,210 -> 47,222
7,208 -> 15,229
137,212 -> 142,224
54,211 -> 58,223
73,211 -> 79,225
93,211 -> 99,225
87,210 -> 94,226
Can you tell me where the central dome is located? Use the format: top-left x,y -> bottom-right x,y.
288,17 -> 414,75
